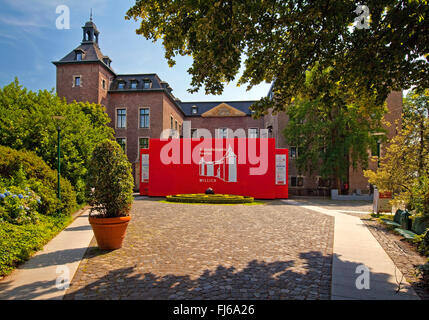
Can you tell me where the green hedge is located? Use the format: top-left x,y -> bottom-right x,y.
0,145 -> 76,215
166,194 -> 254,204
0,214 -> 72,276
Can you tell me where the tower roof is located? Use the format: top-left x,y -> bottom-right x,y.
52,19 -> 114,75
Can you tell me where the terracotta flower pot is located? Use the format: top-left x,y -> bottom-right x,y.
89,215 -> 131,250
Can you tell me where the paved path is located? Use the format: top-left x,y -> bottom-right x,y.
64,199 -> 334,300
287,200 -> 419,300
0,210 -> 94,300
0,198 -> 420,300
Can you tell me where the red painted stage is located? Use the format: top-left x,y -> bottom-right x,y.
140,138 -> 288,199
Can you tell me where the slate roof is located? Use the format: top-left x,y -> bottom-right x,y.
109,74 -> 167,91
53,42 -> 115,73
179,101 -> 257,116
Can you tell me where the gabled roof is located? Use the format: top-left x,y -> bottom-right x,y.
179,101 -> 257,116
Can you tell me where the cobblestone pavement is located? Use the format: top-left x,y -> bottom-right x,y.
362,217 -> 429,300
64,199 -> 334,300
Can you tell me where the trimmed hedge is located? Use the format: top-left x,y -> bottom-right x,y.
0,145 -> 76,215
166,194 -> 254,204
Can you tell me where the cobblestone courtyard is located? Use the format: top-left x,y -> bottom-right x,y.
64,199 -> 334,300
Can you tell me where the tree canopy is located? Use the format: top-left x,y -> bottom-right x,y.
364,89 -> 429,215
126,0 -> 428,117
0,79 -> 115,203
284,63 -> 386,189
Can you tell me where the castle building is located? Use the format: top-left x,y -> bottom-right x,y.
53,19 -> 402,195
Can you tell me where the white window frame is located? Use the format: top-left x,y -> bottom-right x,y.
139,107 -> 150,129
138,136 -> 150,150
116,137 -> 127,153
115,108 -> 127,129
73,75 -> 82,87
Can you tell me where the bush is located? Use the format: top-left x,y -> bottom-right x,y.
0,214 -> 72,276
0,145 -> 76,216
166,194 -> 255,204
0,185 -> 40,224
86,139 -> 134,217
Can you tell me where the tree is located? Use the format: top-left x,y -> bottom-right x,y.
364,89 -> 429,215
284,64 -> 386,189
87,140 -> 134,218
0,79 -> 115,203
126,1 -> 428,117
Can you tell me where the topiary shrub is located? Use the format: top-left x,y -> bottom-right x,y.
86,139 -> 134,218
0,145 -> 76,216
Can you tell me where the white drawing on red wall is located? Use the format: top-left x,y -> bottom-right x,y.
199,146 -> 237,182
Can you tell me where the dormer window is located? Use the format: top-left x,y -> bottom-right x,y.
76,52 -> 82,61
130,80 -> 138,89
143,80 -> 151,89
192,106 -> 198,114
118,81 -> 125,89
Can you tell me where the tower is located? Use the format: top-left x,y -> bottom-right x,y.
53,17 -> 115,105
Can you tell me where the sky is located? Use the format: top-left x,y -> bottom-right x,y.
0,0 -> 272,102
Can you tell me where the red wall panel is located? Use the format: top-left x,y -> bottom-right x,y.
140,138 -> 288,199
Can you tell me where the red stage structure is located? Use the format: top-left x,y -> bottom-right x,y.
140,138 -> 288,199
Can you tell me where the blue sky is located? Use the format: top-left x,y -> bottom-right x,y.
0,0 -> 271,102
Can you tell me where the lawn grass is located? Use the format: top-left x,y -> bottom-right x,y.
159,200 -> 265,206
0,205 -> 85,277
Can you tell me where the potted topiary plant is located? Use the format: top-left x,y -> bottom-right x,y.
86,139 -> 134,250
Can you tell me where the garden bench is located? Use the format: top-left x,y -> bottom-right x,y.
381,209 -> 403,228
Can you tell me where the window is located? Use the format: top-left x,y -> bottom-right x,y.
170,116 -> 174,129
139,108 -> 150,128
291,176 -> 304,187
290,146 -> 298,159
192,106 -> 198,114
116,109 -> 126,128
248,128 -> 258,138
143,81 -> 151,89
175,120 -> 178,131
318,177 -> 331,188
218,128 -> 228,139
102,79 -> 106,90
118,81 -> 125,89
130,80 -> 138,89
76,52 -> 82,61
116,138 -> 126,153
74,76 -> 81,87
139,137 -> 149,149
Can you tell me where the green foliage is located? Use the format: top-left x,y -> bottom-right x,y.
87,139 -> 134,218
166,194 -> 254,204
283,64 -> 386,188
0,145 -> 76,216
126,1 -> 428,117
0,79 -> 115,203
365,89 -> 429,216
0,185 -> 40,225
0,214 -> 72,276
